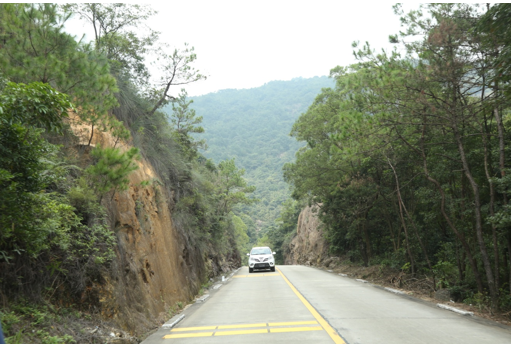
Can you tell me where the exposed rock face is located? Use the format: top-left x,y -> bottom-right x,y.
285,205 -> 329,266
68,115 -> 238,335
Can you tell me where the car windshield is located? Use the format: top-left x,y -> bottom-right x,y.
251,248 -> 271,255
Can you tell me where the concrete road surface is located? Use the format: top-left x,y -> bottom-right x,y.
143,265 -> 511,344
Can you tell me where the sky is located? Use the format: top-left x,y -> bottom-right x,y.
65,1 -> 410,97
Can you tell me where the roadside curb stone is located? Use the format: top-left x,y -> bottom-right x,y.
196,294 -> 210,303
437,303 -> 474,316
161,314 -> 185,329
384,287 -> 406,295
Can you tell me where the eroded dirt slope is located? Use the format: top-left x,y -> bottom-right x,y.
69,115 -> 238,336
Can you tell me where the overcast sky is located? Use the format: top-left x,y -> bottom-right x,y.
66,1 -> 410,96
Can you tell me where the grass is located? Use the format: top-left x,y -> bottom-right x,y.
0,299 -> 131,344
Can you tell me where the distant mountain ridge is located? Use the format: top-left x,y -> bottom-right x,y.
171,76 -> 334,233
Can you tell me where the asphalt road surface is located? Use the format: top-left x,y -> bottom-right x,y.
143,265 -> 511,344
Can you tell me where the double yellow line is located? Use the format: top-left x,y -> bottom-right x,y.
277,267 -> 346,344
164,320 -> 323,339
162,267 -> 346,343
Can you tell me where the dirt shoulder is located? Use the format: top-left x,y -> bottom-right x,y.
313,257 -> 511,327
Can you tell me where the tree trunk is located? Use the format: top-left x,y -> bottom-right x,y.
419,123 -> 484,293
388,158 -> 432,278
452,123 -> 498,308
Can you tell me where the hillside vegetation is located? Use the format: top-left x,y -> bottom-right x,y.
0,4 -> 254,342
280,3 -> 511,313
181,77 -> 333,237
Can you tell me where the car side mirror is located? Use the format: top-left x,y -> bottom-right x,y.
272,252 -> 276,255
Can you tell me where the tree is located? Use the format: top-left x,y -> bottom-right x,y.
0,81 -> 74,257
148,43 -> 207,116
217,159 -> 257,214
170,89 -> 206,158
62,3 -> 159,85
85,145 -> 140,202
0,3 -> 119,145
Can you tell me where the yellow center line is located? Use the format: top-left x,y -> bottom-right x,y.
269,320 -> 318,326
276,267 -> 346,344
163,325 -> 324,339
215,329 -> 268,336
270,326 -> 323,333
217,323 -> 267,329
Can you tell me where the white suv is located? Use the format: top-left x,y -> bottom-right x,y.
247,247 -> 276,273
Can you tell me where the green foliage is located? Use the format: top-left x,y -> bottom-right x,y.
0,82 -> 76,258
0,80 -> 116,304
265,199 -> 302,264
283,3 -> 511,310
181,77 -> 334,233
231,214 -> 250,256
0,2 -> 253,326
1,303 -> 77,344
62,3 -> 158,85
85,145 -> 139,202
169,89 -> 206,158
0,3 -> 118,121
148,43 -> 207,116
217,159 -> 257,212
0,82 -> 73,134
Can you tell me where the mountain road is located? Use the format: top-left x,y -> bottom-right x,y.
143,265 -> 511,344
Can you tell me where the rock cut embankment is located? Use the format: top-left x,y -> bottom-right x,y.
285,204 -> 328,266
68,114 -> 238,335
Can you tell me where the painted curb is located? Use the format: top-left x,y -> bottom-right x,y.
338,273 -> 348,277
161,314 -> 185,329
327,270 -> 333,273
437,303 -> 474,316
384,287 -> 406,295
213,284 -> 222,290
355,279 -> 368,283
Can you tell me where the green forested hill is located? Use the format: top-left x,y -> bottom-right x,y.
181,76 -> 334,233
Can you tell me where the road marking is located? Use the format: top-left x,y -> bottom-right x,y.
215,329 -> 268,336
233,273 -> 281,278
276,267 -> 346,344
270,326 -> 323,333
164,320 -> 323,339
217,323 -> 267,329
268,320 -> 318,326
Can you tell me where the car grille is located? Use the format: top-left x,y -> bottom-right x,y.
254,257 -> 269,262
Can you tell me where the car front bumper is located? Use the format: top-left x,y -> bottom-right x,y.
249,262 -> 275,269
